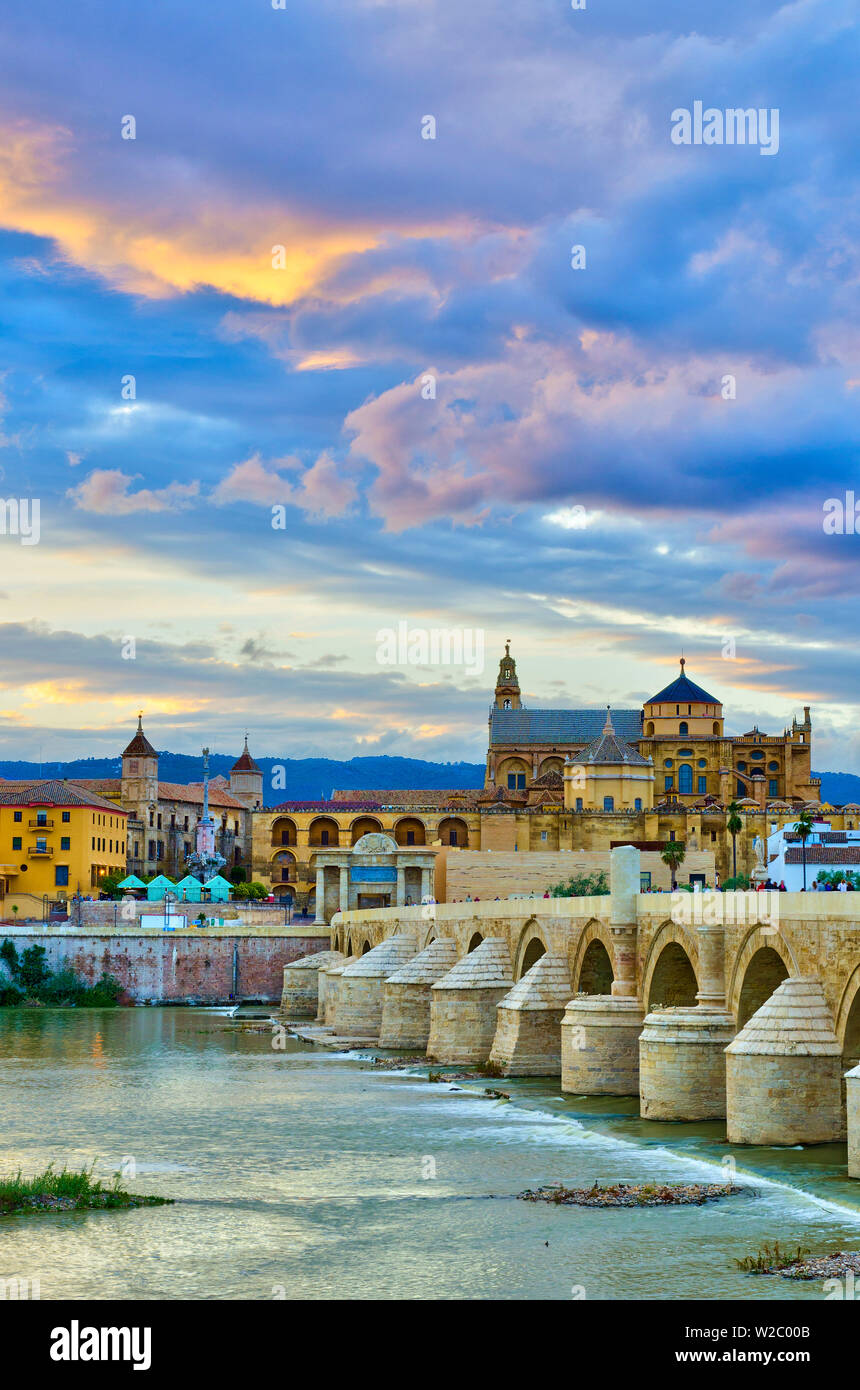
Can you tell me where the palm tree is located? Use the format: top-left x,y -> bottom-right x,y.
795,809 -> 815,891
726,800 -> 743,882
661,839 -> 686,890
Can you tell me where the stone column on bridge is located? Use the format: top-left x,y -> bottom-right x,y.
561,845 -> 644,1096
420,867 -> 431,902
847,1064 -> 860,1179
639,903 -> 736,1122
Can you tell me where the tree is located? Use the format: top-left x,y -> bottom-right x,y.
795,809 -> 815,891
726,800 -> 743,881
549,871 -> 609,897
660,839 -> 686,890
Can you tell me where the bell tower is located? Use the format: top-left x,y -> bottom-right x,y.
230,734 -> 264,810
121,713 -> 159,806
494,639 -> 521,710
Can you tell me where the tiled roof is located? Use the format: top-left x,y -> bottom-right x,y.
231,738 -> 261,774
784,847 -> 860,864
121,716 -> 157,758
582,711 -> 650,766
272,800 -> 384,812
0,779 -> 128,813
330,788 -> 478,807
158,781 -> 245,810
489,707 -> 642,746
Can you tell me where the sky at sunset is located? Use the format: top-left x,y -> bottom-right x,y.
0,0 -> 857,770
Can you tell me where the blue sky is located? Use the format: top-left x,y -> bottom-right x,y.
0,0 -> 857,769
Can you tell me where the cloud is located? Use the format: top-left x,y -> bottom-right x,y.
213,451 -> 358,519
67,469 -> 200,514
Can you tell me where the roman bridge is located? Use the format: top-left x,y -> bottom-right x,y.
281,846 -> 860,1171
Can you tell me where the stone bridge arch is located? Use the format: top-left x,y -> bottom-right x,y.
727,927 -> 798,1028
513,918 -> 549,980
835,962 -> 860,1069
641,921 -> 700,1013
570,919 -> 616,995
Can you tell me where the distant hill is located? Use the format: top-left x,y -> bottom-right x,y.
0,755 -> 856,810
0,754 -> 486,807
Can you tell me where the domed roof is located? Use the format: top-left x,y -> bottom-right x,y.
646,658 -> 719,707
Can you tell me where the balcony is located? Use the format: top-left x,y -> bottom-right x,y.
28,845 -> 54,857
29,818 -> 54,829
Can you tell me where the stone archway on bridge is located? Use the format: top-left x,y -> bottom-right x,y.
578,939 -> 614,995
836,963 -> 860,1070
514,919 -> 549,980
642,922 -> 699,1012
728,927 -> 798,1028
569,918 -> 615,995
467,931 -> 484,953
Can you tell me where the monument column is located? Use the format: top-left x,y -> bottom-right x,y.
396,865 -> 406,906
420,867 -> 431,901
314,866 -> 326,924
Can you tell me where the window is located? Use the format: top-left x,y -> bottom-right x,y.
184,816 -> 189,831
36,812 -> 47,827
669,830 -> 676,841
737,761 -> 747,771
13,811 -> 22,822
36,838 -> 47,852
502,699 -> 511,709
450,829 -> 459,845
184,842 -> 190,855
62,811 -> 70,822
639,871 -> 652,890
55,866 -> 69,887
134,841 -> 139,856
679,764 -> 693,793
575,797 -> 583,812
769,779 -> 778,797
768,761 -> 779,772
697,776 -> 707,794
751,750 -> 764,760
679,722 -> 688,736
61,837 -> 70,851
737,780 -> 745,796
664,758 -> 673,768
12,837 -> 21,851
320,829 -> 330,846
540,830 -> 547,842
664,775 -> 673,790
698,759 -> 707,768
507,772 -> 526,789
603,796 -> 614,811
634,798 -> 642,811
157,842 -> 164,860
678,749 -> 693,757
149,812 -> 154,827
92,837 -> 95,850
157,814 -> 162,829
170,814 -> 176,828
148,840 -> 157,860
406,830 -> 416,845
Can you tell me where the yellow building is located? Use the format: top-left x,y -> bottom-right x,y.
0,780 -> 128,917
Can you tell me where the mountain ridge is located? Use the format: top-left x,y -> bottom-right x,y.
0,755 -> 855,810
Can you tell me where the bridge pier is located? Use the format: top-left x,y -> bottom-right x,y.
322,955 -> 356,1027
726,978 -> 844,1144
561,996 -> 644,1094
639,917 -> 735,1121
427,938 -> 514,1065
336,935 -> 417,1037
846,1065 -> 860,1178
379,939 -> 459,1049
489,953 -> 573,1075
279,950 -> 344,1020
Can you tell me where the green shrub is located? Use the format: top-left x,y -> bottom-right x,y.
550,871 -> 610,897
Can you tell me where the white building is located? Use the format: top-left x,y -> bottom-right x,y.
767,819 -> 860,890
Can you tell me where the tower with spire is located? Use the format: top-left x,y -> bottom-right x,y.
230,734 -> 263,810
121,713 -> 158,807
494,639 -> 521,710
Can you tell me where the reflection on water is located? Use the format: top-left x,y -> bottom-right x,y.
0,1007 -> 858,1301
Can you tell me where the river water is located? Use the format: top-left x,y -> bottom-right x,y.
1,1007 -> 858,1300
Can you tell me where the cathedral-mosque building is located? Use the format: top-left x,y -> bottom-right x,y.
83,645 -> 825,916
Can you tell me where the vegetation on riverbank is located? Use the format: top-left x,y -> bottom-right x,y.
0,1163 -> 172,1217
0,940 -> 122,1007
519,1181 -> 750,1208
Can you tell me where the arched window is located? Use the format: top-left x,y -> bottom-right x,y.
678,764 -> 693,794
679,721 -> 688,736
503,699 -> 511,709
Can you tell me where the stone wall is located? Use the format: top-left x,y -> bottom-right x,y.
444,849 -> 715,900
0,926 -> 329,1004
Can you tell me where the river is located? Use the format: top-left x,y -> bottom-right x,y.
1,1007 -> 858,1300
